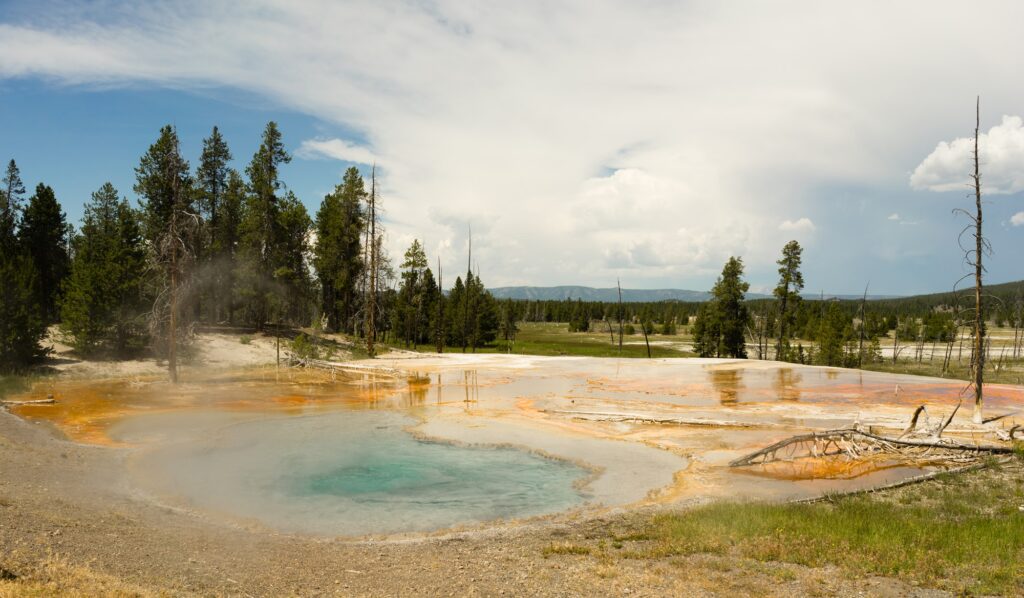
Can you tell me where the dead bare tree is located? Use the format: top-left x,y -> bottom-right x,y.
1013,286 -> 1023,359
857,282 -> 869,367
892,316 -> 901,365
462,225 -> 472,353
435,257 -> 444,353
365,165 -> 378,357
150,132 -> 198,384
640,318 -> 652,358
616,279 -> 624,351
954,97 -> 990,423
943,289 -> 962,375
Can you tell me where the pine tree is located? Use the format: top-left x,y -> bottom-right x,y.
20,183 -> 70,323
499,298 -> 519,346
691,303 -> 720,357
0,159 -> 47,370
774,240 -> 804,362
395,240 -> 429,346
60,183 -> 147,356
816,301 -> 851,367
695,257 -> 750,358
135,126 -> 194,243
275,191 -> 313,323
210,169 -> 245,323
0,253 -> 46,370
195,126 -> 234,321
135,126 -> 196,381
1,159 -> 26,245
447,276 -> 467,348
422,266 -> 442,346
313,167 -> 365,332
237,122 -> 291,328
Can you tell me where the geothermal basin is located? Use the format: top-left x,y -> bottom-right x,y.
9,354 -> 1024,537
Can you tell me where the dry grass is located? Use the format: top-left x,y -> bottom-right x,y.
541,542 -> 592,557
0,556 -> 175,598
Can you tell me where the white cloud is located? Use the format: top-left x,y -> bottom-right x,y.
911,115 -> 1024,194
3,2 -> 1024,287
1012,212 -> 1024,227
296,138 -> 379,165
779,218 -> 816,232
887,213 -> 900,221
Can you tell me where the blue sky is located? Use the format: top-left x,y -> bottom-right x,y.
1,1 -> 1023,295
0,79 -> 368,227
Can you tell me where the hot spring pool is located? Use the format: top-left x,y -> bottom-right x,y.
133,411 -> 590,536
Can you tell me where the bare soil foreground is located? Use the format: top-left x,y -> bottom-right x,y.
1,333 -> 1022,596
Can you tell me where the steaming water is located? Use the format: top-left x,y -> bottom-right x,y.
137,411 -> 589,535
17,355 -> 1021,534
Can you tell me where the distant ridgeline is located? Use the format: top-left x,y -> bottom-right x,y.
494,282 -> 1024,325
489,285 -> 904,303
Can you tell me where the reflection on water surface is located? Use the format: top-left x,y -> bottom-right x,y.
8,355 -> 1024,534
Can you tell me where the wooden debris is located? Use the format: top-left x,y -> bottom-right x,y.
290,357 -> 403,378
729,427 -> 1012,468
543,409 -> 767,428
1,398 -> 56,406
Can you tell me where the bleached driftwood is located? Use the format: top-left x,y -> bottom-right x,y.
729,427 -> 1011,468
290,357 -> 403,378
1,398 -> 56,406
543,409 -> 769,428
897,401 -> 961,441
789,461 -> 991,504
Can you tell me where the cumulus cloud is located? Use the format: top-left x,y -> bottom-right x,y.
911,115 -> 1024,194
779,218 -> 816,232
3,1 -> 1024,287
888,213 -> 900,221
1012,212 -> 1024,227
296,138 -> 379,165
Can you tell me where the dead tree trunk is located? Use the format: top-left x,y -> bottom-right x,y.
970,97 -> 986,423
168,234 -> 178,383
857,283 -> 868,367
366,165 -> 377,357
462,226 -> 472,353
892,318 -> 900,365
616,279 -> 624,351
641,319 -> 652,358
436,257 -> 444,353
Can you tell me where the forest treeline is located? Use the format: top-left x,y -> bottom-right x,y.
2,123 -> 1018,380
506,241 -> 1023,370
0,123 -> 502,372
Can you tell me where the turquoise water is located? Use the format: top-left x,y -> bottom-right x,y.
139,411 -> 589,535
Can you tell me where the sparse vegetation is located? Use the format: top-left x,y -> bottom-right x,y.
542,542 -> 591,557
544,463 -> 1024,595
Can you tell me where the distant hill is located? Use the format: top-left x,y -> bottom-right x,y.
489,286 -> 720,302
870,279 -> 1024,309
489,285 -> 905,303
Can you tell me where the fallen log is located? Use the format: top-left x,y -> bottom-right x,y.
543,409 -> 767,428
789,461 -> 992,504
290,357 -> 403,378
729,427 -> 1012,468
1,398 -> 56,406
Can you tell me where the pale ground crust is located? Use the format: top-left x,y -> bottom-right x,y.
0,334 -> 996,596
0,408 -> 950,597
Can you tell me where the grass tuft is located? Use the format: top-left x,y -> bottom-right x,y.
625,468 -> 1024,595
542,542 -> 592,557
